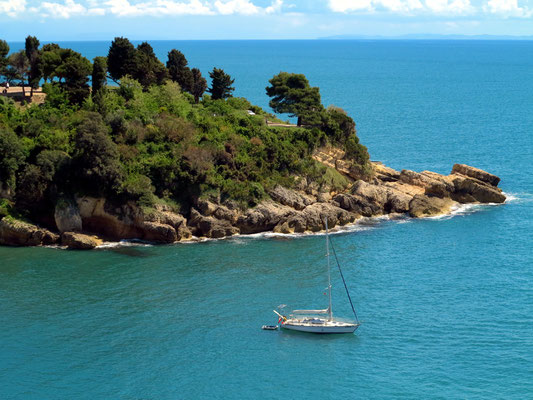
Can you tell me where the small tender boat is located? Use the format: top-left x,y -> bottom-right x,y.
273,218 -> 360,334
261,325 -> 279,330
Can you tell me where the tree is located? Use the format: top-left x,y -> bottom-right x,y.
266,72 -> 323,126
54,49 -> 92,105
8,50 -> 29,96
107,37 -> 136,82
40,44 -> 62,83
73,113 -> 123,194
133,42 -> 168,89
167,49 -> 193,92
0,40 -> 9,81
207,68 -> 234,100
25,35 -> 41,97
0,128 -> 24,191
191,68 -> 207,103
92,56 -> 107,93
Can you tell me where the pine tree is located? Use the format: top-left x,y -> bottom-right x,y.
207,68 -> 235,100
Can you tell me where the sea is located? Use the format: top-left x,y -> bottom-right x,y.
1,40 -> 532,399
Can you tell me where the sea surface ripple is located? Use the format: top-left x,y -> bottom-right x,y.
1,40 -> 532,399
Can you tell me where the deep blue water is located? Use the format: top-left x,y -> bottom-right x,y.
1,40 -> 532,399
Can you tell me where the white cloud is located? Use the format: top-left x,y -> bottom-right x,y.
265,0 -> 282,14
214,0 -> 259,14
0,0 -> 26,17
104,0 -> 214,16
377,0 -> 423,12
39,0 -> 89,18
329,0 -> 474,14
329,0 -> 373,12
1,0 -> 283,18
425,0 -> 473,14
484,0 -> 532,17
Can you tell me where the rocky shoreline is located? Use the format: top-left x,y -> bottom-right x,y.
0,161 -> 505,250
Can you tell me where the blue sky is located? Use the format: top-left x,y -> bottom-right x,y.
1,0 -> 533,40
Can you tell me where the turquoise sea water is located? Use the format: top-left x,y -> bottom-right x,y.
1,40 -> 532,399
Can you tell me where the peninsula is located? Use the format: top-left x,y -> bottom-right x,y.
0,37 -> 505,249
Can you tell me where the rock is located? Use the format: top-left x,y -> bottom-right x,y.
386,189 -> 412,213
236,201 -> 297,234
408,195 -> 455,218
0,217 -> 59,246
177,224 -> 192,241
452,164 -> 500,187
332,180 -> 390,217
54,200 -> 82,233
76,197 -> 192,242
61,232 -> 102,250
77,197 -> 143,239
268,185 -> 314,210
451,175 -> 506,204
139,222 -> 177,243
144,210 -> 192,241
300,203 -> 357,231
197,199 -> 238,223
316,192 -> 332,202
286,213 -> 308,232
197,199 -> 218,216
273,221 -> 293,234
399,170 -> 435,189
189,208 -> 239,238
373,162 -> 401,182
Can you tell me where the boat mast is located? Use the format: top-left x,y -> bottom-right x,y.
325,218 -> 333,321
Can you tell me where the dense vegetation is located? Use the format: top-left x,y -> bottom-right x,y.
0,36 -> 370,225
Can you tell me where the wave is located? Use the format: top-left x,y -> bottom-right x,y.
96,239 -> 154,249
503,192 -> 532,204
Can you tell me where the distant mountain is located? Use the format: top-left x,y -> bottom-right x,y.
319,34 -> 533,41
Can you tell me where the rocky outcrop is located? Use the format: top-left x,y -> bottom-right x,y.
188,208 -> 239,238
54,200 -> 82,233
312,146 -> 369,180
236,201 -> 297,234
268,185 -> 314,210
0,162 -> 506,247
61,232 -> 102,250
196,199 -> 238,223
0,217 -> 59,246
333,181 -> 411,217
450,168 -> 506,204
408,195 -> 455,218
452,164 -> 500,186
76,197 -> 191,243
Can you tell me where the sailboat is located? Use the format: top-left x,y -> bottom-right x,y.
273,218 -> 361,334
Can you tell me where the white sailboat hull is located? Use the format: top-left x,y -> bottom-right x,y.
281,320 -> 360,334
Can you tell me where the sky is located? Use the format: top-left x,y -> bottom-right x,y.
1,0 -> 533,40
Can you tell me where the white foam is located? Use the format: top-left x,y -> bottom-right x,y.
96,239 -> 154,249
502,192 -> 533,204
